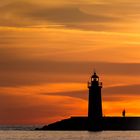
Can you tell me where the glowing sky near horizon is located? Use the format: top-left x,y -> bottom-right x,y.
0,0 -> 140,124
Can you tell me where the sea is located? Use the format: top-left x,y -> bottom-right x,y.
0,125 -> 140,140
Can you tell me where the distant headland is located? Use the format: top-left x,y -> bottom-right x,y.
36,72 -> 140,131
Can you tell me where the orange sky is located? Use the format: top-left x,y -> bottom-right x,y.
0,0 -> 140,125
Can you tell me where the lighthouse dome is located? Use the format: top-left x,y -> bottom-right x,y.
91,72 -> 99,79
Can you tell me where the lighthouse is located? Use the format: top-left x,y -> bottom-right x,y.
88,72 -> 103,131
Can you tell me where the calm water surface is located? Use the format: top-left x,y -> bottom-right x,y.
0,131 -> 140,140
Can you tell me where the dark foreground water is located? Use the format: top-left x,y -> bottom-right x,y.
0,131 -> 140,140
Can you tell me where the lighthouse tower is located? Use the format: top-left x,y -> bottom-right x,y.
88,72 -> 103,131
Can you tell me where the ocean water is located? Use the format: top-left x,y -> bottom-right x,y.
0,130 -> 140,140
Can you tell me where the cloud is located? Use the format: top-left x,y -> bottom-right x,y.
40,84 -> 140,101
24,6 -> 117,23
0,0 -> 139,32
103,84 -> 140,96
0,1 -> 38,27
0,47 -> 140,87
41,90 -> 88,100
0,92 -> 87,124
0,1 -> 121,31
1,55 -> 140,75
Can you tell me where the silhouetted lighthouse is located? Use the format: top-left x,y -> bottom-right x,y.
88,72 -> 103,131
